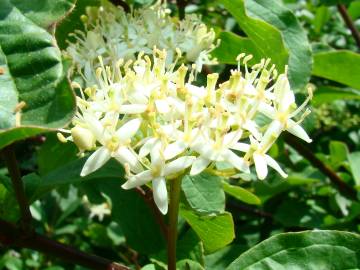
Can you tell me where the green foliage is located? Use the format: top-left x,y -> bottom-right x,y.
8,0 -> 76,29
348,152 -> 360,186
226,231 -> 360,270
181,173 -> 225,214
180,205 -> 235,253
0,176 -> 19,222
0,0 -> 75,149
212,32 -> 262,64
55,0 -> 101,49
313,50 -> 360,89
312,85 -> 360,105
219,0 -> 312,90
222,181 -> 261,205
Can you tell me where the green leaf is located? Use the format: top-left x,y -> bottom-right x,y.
254,176 -> 319,202
348,152 -> 360,186
0,175 -> 19,222
8,0 -> 76,29
205,244 -> 247,270
180,205 -> 235,253
212,32 -> 262,65
313,6 -> 330,34
313,50 -> 360,90
182,173 -> 225,214
227,230 -> 360,270
220,0 -> 287,72
329,141 -> 349,167
55,0 -> 101,49
0,1 -> 75,149
26,158 -> 116,201
348,1 -> 360,19
312,85 -> 360,106
220,0 -> 312,90
37,134 -> 78,175
141,265 -> 156,270
222,181 -> 261,205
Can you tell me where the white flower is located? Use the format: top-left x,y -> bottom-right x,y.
60,50 -> 312,214
89,203 -> 111,221
80,117 -> 143,177
66,3 -> 218,84
239,136 -> 288,180
122,141 -> 195,214
190,131 -> 249,175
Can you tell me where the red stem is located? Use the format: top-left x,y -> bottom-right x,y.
0,219 -> 129,270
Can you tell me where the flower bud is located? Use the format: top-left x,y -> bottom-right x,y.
71,126 -> 96,151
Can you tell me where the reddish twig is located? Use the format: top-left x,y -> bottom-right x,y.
0,219 -> 129,270
284,133 -> 357,200
2,145 -> 32,229
337,4 -> 360,50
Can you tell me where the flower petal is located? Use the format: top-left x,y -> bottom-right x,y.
155,99 -> 170,114
230,142 -> 250,152
80,147 -> 111,177
274,74 -> 295,112
139,138 -> 157,158
116,118 -> 142,142
121,170 -> 153,189
258,102 -> 276,119
153,177 -> 168,214
163,141 -> 187,160
224,130 -> 243,146
286,120 -> 312,143
163,156 -> 196,176
113,147 -> 143,173
119,104 -> 147,114
265,155 -> 288,178
253,153 -> 268,180
259,120 -> 283,152
150,139 -> 164,168
83,113 -> 105,143
223,150 -> 250,173
244,120 -> 262,140
190,156 -> 211,175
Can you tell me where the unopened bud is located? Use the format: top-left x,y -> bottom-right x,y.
71,126 -> 96,150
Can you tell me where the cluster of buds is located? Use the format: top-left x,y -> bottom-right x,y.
58,49 -> 312,214
66,2 -> 218,85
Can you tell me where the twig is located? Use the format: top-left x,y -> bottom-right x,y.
284,133 -> 357,200
134,187 -> 168,240
337,4 -> 360,50
176,0 -> 188,20
2,145 -> 32,229
0,219 -> 129,270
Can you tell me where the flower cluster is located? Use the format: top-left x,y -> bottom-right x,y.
58,49 -> 312,214
66,2 -> 218,85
